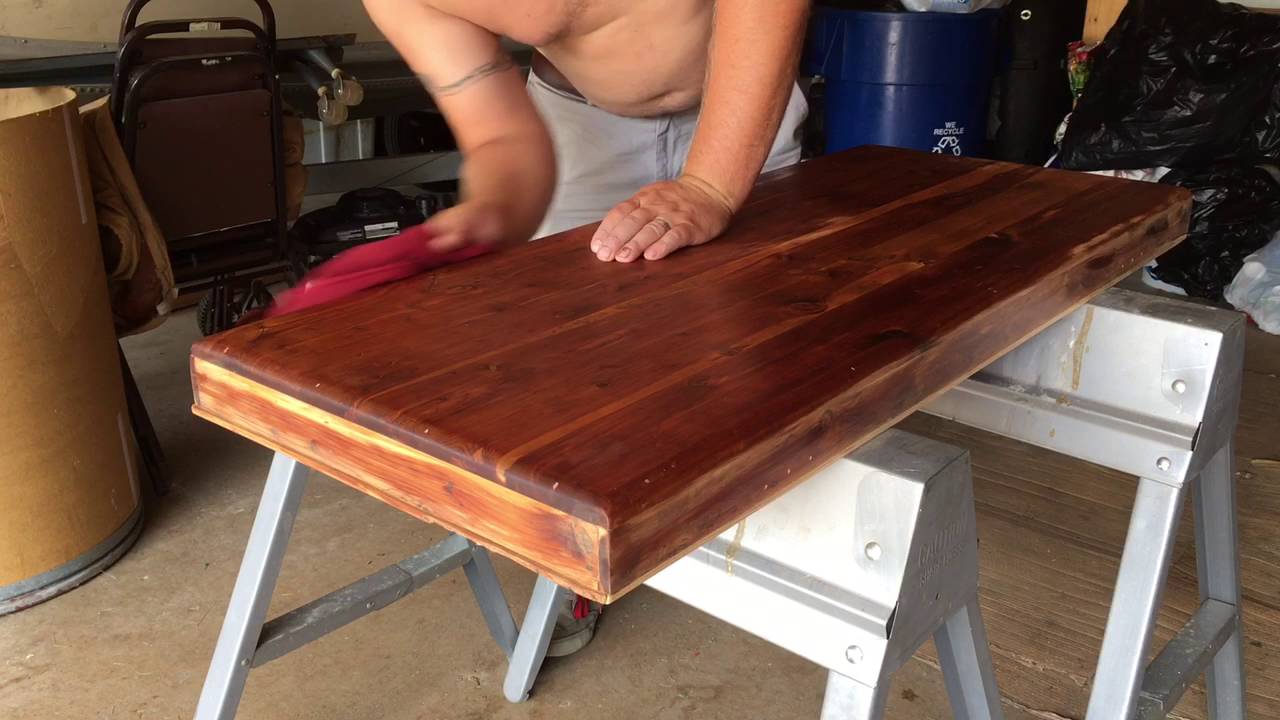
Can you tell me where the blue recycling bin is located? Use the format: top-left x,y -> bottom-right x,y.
805,6 -> 1002,157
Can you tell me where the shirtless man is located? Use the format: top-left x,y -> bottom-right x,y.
363,0 -> 810,264
361,0 -> 810,653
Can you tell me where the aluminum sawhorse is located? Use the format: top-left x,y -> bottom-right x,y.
505,429 -> 1005,719
504,289 -> 1248,718
927,288 -> 1247,719
197,287 -> 1244,719
193,453 -> 523,720
195,436 -> 1003,720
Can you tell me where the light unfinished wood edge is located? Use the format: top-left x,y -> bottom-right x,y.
190,356 -> 612,602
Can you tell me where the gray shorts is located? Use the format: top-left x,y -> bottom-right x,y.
527,71 -> 808,239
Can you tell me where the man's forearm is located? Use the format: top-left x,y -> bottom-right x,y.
682,1 -> 810,210
365,0 -> 557,245
461,133 -> 556,243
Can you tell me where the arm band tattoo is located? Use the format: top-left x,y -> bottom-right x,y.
420,55 -> 517,96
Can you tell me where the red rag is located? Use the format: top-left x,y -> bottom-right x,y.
265,225 -> 487,318
573,595 -> 591,620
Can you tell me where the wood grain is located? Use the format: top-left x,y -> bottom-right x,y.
191,146 -> 1192,600
191,357 -> 608,598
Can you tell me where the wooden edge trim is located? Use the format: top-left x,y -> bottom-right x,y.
190,356 -> 611,602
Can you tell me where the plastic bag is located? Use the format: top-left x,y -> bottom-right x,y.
1059,0 -> 1280,171
1225,233 -> 1280,334
818,0 -> 1007,12
901,0 -> 1007,11
816,0 -> 904,10
1149,163 -> 1280,299
1089,167 -> 1170,184
1066,41 -> 1098,104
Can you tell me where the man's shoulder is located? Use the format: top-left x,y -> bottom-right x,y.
422,0 -> 585,46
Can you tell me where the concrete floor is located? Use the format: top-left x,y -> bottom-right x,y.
2,303 -> 1277,719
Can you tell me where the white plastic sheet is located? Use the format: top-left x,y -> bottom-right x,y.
1225,233 -> 1280,334
901,0 -> 1009,12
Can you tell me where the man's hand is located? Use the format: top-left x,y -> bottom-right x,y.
425,201 -> 508,253
590,175 -> 735,262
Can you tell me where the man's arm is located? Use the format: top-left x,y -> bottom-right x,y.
590,1 -> 810,262
363,0 -> 555,249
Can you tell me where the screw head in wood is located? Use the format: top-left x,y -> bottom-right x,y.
1172,379 -> 1188,394
845,645 -> 863,664
1157,457 -> 1172,471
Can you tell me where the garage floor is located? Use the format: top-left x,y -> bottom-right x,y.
2,308 -> 1278,720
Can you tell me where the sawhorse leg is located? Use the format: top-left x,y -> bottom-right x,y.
196,453 -> 309,720
820,671 -> 889,720
820,597 -> 1004,720
464,549 -> 521,658
936,599 -> 1005,720
1192,442 -> 1245,720
196,452 -> 521,720
1087,442 -> 1246,720
1086,475 -> 1185,719
502,576 -> 569,703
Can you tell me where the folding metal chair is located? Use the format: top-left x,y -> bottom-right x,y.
111,0 -> 288,334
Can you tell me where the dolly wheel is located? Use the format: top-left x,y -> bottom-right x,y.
195,291 -> 221,336
195,283 -> 275,336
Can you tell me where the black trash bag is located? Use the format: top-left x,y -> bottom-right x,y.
1060,0 -> 1280,171
1151,163 -> 1280,299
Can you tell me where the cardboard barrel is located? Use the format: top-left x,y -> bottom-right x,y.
0,88 -> 142,614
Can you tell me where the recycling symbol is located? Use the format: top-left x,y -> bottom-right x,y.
933,135 -> 962,156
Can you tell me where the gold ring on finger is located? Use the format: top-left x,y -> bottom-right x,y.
649,217 -> 672,234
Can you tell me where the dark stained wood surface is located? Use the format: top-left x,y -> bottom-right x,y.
191,146 -> 1192,601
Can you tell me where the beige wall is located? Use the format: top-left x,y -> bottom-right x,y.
0,0 -> 382,42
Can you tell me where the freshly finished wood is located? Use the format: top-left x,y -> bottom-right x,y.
191,146 -> 1191,602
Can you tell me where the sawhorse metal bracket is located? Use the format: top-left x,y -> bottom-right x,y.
646,429 -> 1002,719
926,288 -> 1247,720
194,454 -> 520,720
505,430 -> 1006,719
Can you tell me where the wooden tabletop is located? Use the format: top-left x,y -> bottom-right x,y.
191,146 -> 1190,602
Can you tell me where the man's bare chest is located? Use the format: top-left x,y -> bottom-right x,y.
431,0 -> 598,47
